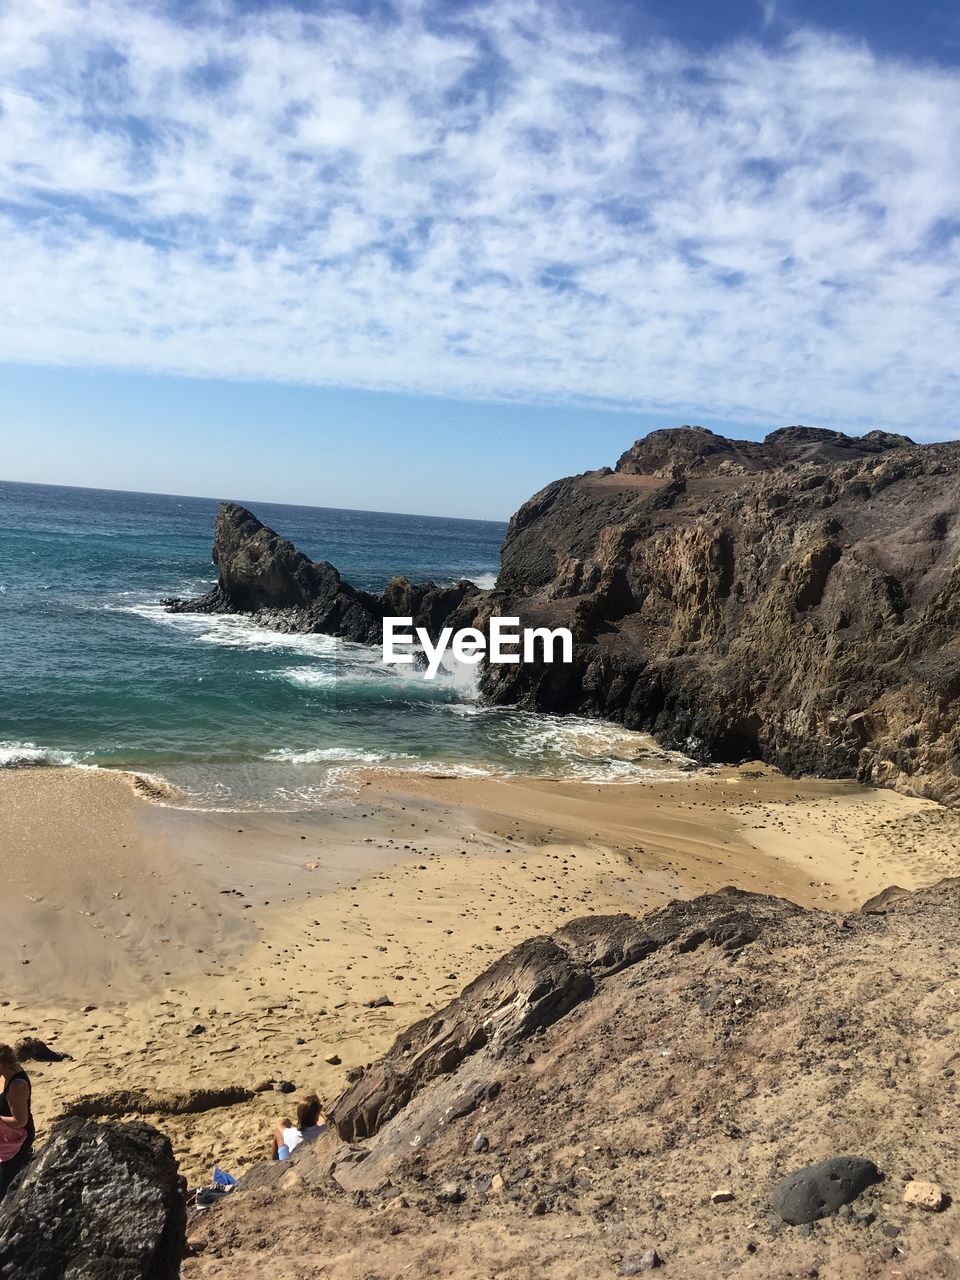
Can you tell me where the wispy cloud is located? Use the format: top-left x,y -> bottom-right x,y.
1,0 -> 959,436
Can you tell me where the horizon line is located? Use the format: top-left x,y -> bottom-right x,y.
0,475 -> 510,526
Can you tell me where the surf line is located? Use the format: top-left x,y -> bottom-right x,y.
382,616 -> 573,680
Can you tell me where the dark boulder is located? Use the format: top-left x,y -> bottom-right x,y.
0,1117 -> 186,1279
165,503 -> 487,646
13,1036 -> 69,1063
771,1156 -> 880,1224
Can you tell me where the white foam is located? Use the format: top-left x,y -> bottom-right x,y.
275,668 -> 339,690
0,740 -> 90,768
111,603 -> 343,657
267,746 -> 418,765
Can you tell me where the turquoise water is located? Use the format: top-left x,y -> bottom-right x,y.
0,480 -> 682,808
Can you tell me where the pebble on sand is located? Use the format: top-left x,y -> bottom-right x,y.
902,1180 -> 946,1211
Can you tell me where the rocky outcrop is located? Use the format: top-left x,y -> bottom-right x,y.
167,425 -> 960,803
328,895 -> 779,1143
481,425 -> 960,804
188,880 -> 960,1279
0,1117 -> 185,1278
165,502 -> 485,645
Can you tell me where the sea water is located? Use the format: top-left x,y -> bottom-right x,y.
0,480 -> 686,809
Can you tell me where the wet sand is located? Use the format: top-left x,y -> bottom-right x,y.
2,762 -> 959,1184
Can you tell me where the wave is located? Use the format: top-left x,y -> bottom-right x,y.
267,746 -> 418,765
111,603 -> 344,656
0,740 -> 91,768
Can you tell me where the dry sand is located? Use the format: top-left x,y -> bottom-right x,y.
2,761 -> 959,1186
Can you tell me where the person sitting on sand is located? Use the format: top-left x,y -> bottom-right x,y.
0,1043 -> 35,1201
272,1094 -> 326,1161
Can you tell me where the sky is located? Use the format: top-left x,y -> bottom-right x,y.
1,0 -> 960,519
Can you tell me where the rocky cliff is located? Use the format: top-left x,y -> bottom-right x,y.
165,425 -> 960,803
184,881 -> 960,1278
481,425 -> 960,804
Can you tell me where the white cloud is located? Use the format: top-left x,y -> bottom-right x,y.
0,0 -> 959,436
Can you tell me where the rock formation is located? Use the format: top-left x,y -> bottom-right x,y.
327,898 -> 771,1143
166,425 -> 960,803
482,425 -> 960,804
164,502 -> 484,645
0,1116 -> 185,1278
186,881 -> 960,1278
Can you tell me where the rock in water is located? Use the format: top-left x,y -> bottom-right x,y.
0,1117 -> 186,1278
771,1156 -> 879,1224
165,502 -> 485,646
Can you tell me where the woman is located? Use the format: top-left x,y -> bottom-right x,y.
272,1094 -> 325,1161
0,1044 -> 34,1201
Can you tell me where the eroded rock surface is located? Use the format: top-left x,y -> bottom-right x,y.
0,1117 -> 185,1279
771,1156 -> 880,1224
328,895 -> 782,1143
482,425 -> 960,804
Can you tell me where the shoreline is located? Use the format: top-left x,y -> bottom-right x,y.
2,761 -> 959,1184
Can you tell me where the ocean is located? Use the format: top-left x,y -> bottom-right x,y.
0,479 -> 684,809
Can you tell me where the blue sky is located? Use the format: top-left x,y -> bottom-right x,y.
2,0 -> 960,519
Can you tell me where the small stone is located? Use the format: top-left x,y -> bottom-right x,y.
275,1081 -> 296,1094
619,1250 -> 662,1274
367,995 -> 394,1008
880,1221 -> 901,1238
324,1054 -> 342,1066
473,1133 -> 490,1154
491,1174 -> 505,1193
903,1180 -> 945,1212
712,1188 -> 735,1203
188,1024 -> 206,1036
436,1182 -> 464,1205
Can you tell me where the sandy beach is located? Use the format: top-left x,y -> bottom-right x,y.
2,762 -> 959,1186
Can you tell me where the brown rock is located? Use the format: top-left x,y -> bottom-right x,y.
903,1180 -> 946,1211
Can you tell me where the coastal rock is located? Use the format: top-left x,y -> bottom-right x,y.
903,1179 -> 946,1211
0,1116 -> 185,1278
170,425 -> 960,804
62,1084 -> 253,1118
165,502 -> 486,645
13,1035 -> 69,1062
481,425 -> 960,805
771,1156 -> 880,1224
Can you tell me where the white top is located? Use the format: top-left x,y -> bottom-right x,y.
281,1123 -> 324,1153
